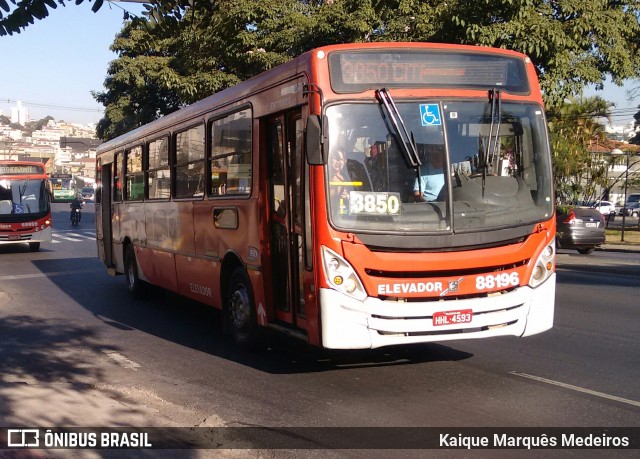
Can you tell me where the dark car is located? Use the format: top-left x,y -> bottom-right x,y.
556,206 -> 605,254
619,202 -> 640,217
80,187 -> 95,203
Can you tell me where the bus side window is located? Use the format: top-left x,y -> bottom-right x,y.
147,137 -> 171,200
175,124 -> 205,199
209,108 -> 252,197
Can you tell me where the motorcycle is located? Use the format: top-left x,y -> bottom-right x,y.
70,207 -> 81,226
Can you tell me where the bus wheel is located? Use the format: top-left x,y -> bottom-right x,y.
225,267 -> 260,349
124,245 -> 145,299
29,242 -> 40,252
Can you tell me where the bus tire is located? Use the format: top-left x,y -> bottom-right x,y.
225,267 -> 260,349
124,245 -> 145,299
29,242 -> 40,252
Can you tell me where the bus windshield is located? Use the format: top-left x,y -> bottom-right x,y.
0,179 -> 50,219
325,100 -> 553,233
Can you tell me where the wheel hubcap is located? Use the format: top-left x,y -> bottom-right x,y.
230,286 -> 250,329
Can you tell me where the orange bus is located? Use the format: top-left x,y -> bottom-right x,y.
0,160 -> 52,252
95,42 -> 555,349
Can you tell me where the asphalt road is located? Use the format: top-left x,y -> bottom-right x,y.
0,203 -> 638,458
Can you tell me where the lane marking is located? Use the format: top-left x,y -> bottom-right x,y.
510,372 -> 640,407
67,232 -> 94,239
102,350 -> 141,370
52,235 -> 84,242
49,231 -> 95,243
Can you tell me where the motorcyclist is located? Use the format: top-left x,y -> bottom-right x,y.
70,194 -> 83,222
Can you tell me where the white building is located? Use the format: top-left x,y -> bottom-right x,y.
10,101 -> 29,125
0,126 -> 24,140
605,122 -> 639,142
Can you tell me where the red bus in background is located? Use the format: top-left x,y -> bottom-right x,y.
96,42 -> 556,349
0,160 -> 52,252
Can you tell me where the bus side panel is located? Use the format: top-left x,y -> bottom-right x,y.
176,202 -> 196,254
193,202 -> 221,259
120,202 -> 147,246
138,201 -> 179,291
192,198 -> 264,312
175,255 -> 218,306
136,246 -> 178,293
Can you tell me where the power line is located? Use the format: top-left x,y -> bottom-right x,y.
0,98 -> 103,113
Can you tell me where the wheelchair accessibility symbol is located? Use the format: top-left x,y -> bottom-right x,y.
419,104 -> 441,126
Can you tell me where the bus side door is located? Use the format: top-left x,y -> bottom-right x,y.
266,111 -> 307,331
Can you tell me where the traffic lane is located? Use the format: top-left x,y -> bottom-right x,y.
33,260 -> 640,432
444,269 -> 639,407
556,250 -> 640,279
2,247 -> 638,448
50,201 -> 95,229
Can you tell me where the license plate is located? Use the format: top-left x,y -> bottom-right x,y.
8,235 -> 20,240
433,309 -> 473,326
585,222 -> 598,227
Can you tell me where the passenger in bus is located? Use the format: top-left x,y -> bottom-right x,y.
329,149 -> 349,215
414,148 -> 446,202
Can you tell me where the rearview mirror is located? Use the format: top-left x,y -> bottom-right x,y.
306,115 -> 325,165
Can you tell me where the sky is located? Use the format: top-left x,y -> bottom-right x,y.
0,2 -> 146,125
0,4 -> 638,127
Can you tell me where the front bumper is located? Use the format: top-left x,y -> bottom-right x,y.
319,274 -> 555,349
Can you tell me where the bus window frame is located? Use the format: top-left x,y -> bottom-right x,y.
125,144 -> 145,202
146,135 -> 171,201
207,106 -> 253,199
173,122 -> 206,200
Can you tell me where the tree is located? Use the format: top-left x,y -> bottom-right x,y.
546,96 -> 613,204
88,1 -> 640,139
94,0 -> 316,139
22,116 -> 54,136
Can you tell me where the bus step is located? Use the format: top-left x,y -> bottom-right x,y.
267,323 -> 308,342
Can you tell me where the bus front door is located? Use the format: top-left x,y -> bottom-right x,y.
266,112 -> 307,332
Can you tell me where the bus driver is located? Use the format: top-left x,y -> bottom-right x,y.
414,148 -> 445,202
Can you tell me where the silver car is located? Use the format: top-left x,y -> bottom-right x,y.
556,206 -> 606,254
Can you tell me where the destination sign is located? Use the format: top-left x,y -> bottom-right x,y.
0,164 -> 44,175
328,50 -> 530,94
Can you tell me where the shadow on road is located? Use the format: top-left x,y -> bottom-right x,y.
0,315 -> 144,425
30,257 -> 473,376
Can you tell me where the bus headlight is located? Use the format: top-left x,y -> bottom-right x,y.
529,242 -> 555,288
321,246 -> 367,301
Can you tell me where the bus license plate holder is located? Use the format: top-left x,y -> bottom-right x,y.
8,234 -> 20,241
433,309 -> 472,326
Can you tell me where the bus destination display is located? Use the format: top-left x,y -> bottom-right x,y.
328,50 -> 530,94
0,164 -> 45,175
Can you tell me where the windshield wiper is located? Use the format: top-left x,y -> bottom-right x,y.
481,89 -> 502,197
375,88 -> 421,168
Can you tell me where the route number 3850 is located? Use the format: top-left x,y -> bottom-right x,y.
349,192 -> 401,215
